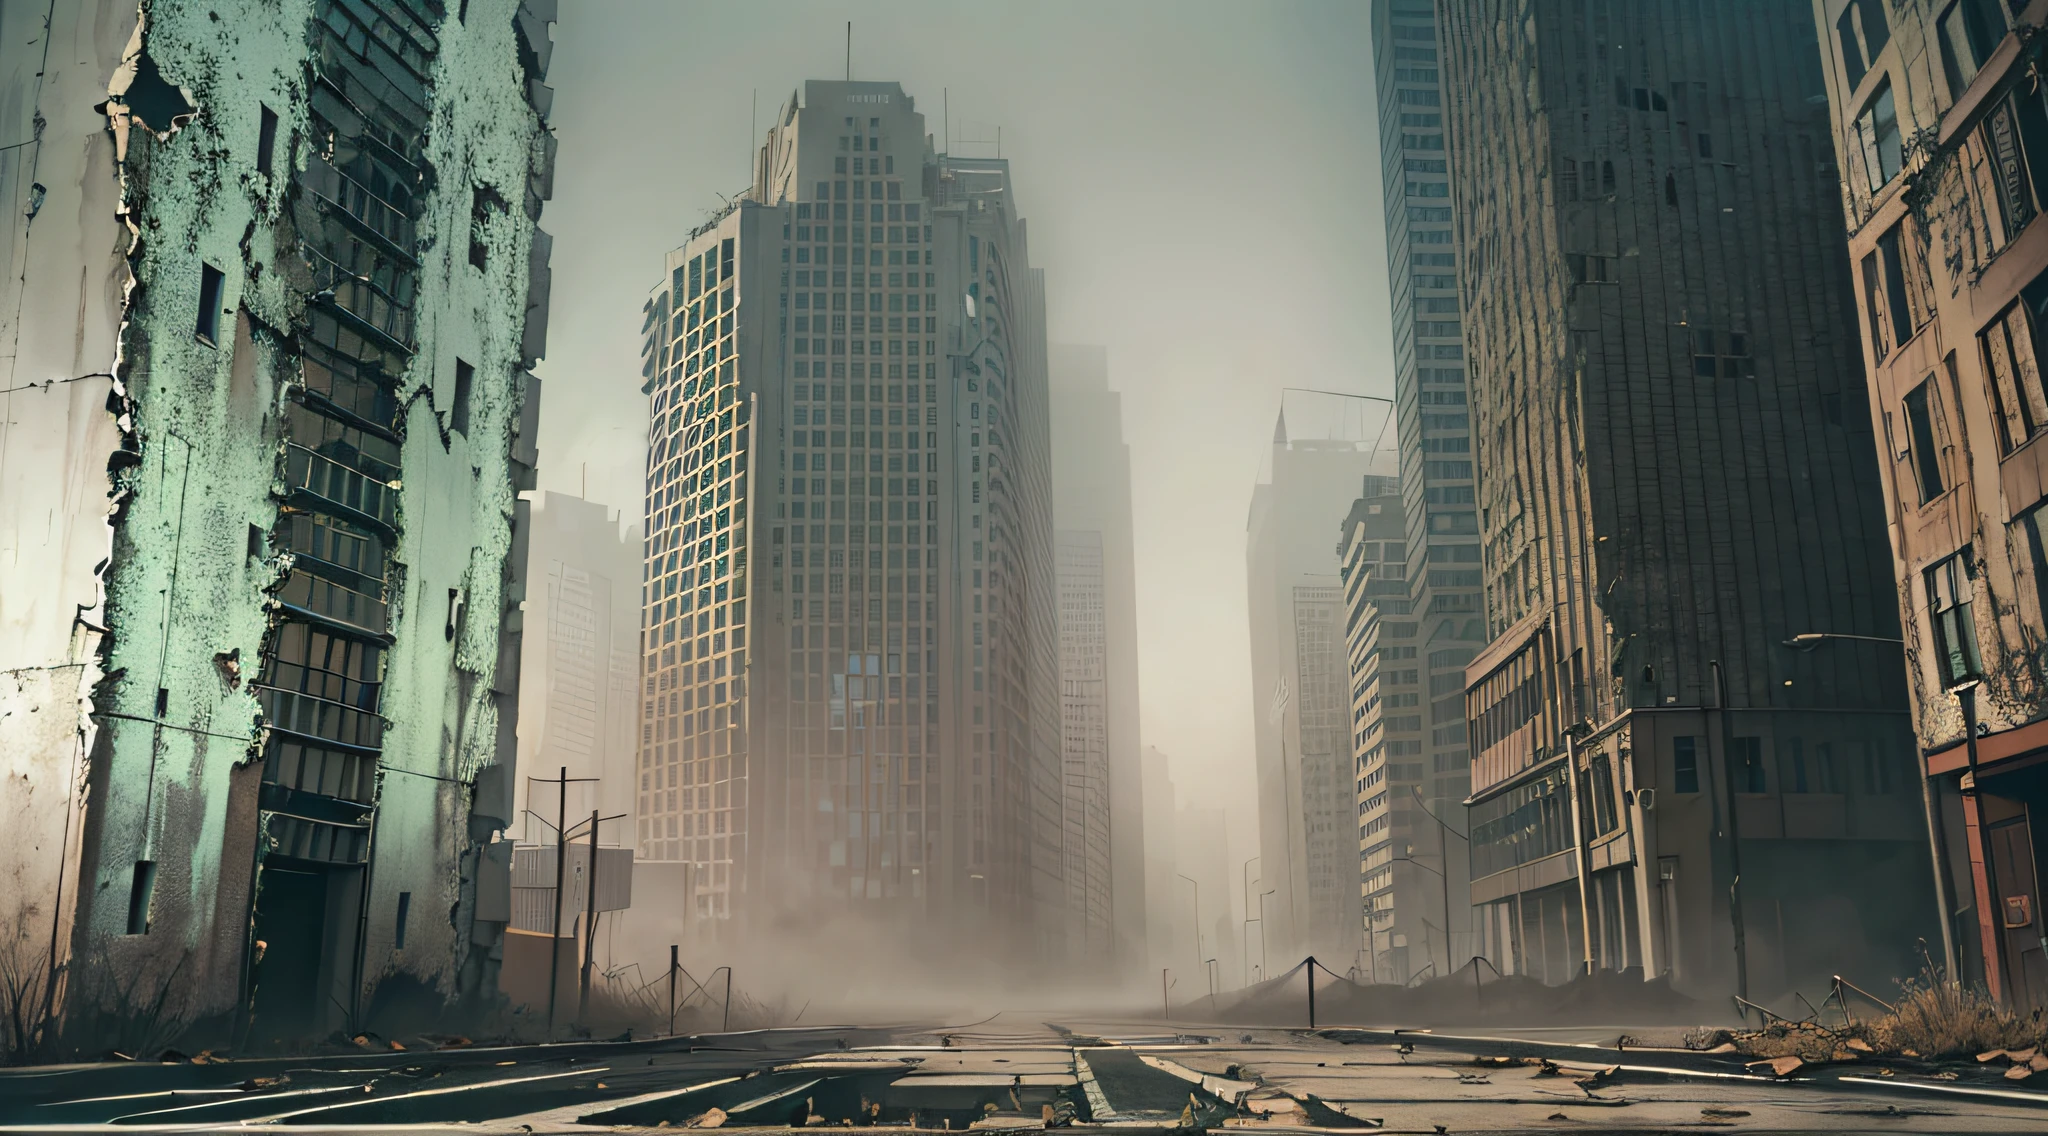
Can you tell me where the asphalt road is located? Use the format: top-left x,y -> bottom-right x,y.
5,1014 -> 2048,1133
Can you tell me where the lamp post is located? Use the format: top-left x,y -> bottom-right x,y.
1258,888 -> 1276,983
1241,857 -> 1260,987
1177,873 -> 1201,976
1408,786 -> 1466,974
1785,631 -> 1957,988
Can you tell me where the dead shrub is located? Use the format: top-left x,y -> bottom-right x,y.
1869,971 -> 2044,1058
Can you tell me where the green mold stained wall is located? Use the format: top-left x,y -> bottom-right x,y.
80,0 -> 327,1029
75,0 -> 551,1035
362,0 -> 552,1009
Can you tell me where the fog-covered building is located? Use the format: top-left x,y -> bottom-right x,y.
633,80 -> 1062,957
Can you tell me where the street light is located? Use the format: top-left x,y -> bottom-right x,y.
1407,786 -> 1466,977
1241,857 -> 1260,987
1177,873 -> 1201,975
1784,629 -> 1959,991
1257,888 -> 1276,982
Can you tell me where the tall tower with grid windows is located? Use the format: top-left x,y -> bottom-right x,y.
635,81 -> 1061,957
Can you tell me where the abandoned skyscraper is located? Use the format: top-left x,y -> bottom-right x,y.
1813,0 -> 2048,1010
0,0 -> 555,1047
1439,0 -> 1932,997
1340,475 -> 1451,984
1050,345 -> 1147,977
1365,0 -> 1484,987
1247,393 -> 1392,968
634,80 -> 1064,955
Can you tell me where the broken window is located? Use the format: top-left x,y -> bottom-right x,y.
1926,549 -> 1983,687
1855,79 -> 1902,189
1980,278 -> 2048,451
197,263 -> 224,345
1903,376 -> 1948,504
1940,0 -> 2009,98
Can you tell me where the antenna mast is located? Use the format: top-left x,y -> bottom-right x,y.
845,22 -> 851,81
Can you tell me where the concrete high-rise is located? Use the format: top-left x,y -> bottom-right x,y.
0,0 -> 555,1047
1051,345 -> 1146,976
1439,0 -> 1932,998
1247,393 -> 1392,967
1341,475 -> 1460,984
1810,0 -> 2048,1010
633,81 -> 1061,958
1368,0 -> 1483,983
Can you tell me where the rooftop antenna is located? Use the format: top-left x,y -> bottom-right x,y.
846,21 -> 851,81
750,88 -> 757,185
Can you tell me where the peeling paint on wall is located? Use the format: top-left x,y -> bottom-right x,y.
0,0 -> 554,1054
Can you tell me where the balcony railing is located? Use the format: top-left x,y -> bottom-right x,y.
302,154 -> 415,251
255,684 -> 385,751
275,567 -> 388,637
306,250 -> 415,349
286,443 -> 398,530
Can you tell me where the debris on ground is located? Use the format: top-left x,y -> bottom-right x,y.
1744,1055 -> 1804,1078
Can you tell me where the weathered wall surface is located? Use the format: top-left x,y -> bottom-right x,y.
1,0 -> 553,1050
0,0 -> 145,1034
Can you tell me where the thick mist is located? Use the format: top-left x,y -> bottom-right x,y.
535,5 -> 1392,972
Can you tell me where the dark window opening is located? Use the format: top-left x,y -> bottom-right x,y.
452,359 -> 474,437
1904,377 -> 1947,503
1601,160 -> 1616,195
1939,0 -> 2008,98
1878,226 -> 1917,346
1729,737 -> 1766,793
2018,502 -> 2048,625
394,891 -> 411,949
126,860 -> 156,935
257,105 -> 278,176
1664,172 -> 1678,207
248,522 -> 266,559
1673,737 -> 1700,794
1839,0 -> 1891,89
197,263 -> 224,345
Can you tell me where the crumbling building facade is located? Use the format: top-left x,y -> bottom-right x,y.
0,0 -> 555,1051
1439,0 -> 1932,999
1811,0 -> 2048,1010
632,81 -> 1064,961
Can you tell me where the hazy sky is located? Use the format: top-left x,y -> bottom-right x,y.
535,0 -> 1393,885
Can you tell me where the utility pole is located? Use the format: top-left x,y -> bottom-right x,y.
1161,968 -> 1170,1021
1241,857 -> 1260,986
533,767 -> 598,1041
579,809 -> 600,1021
